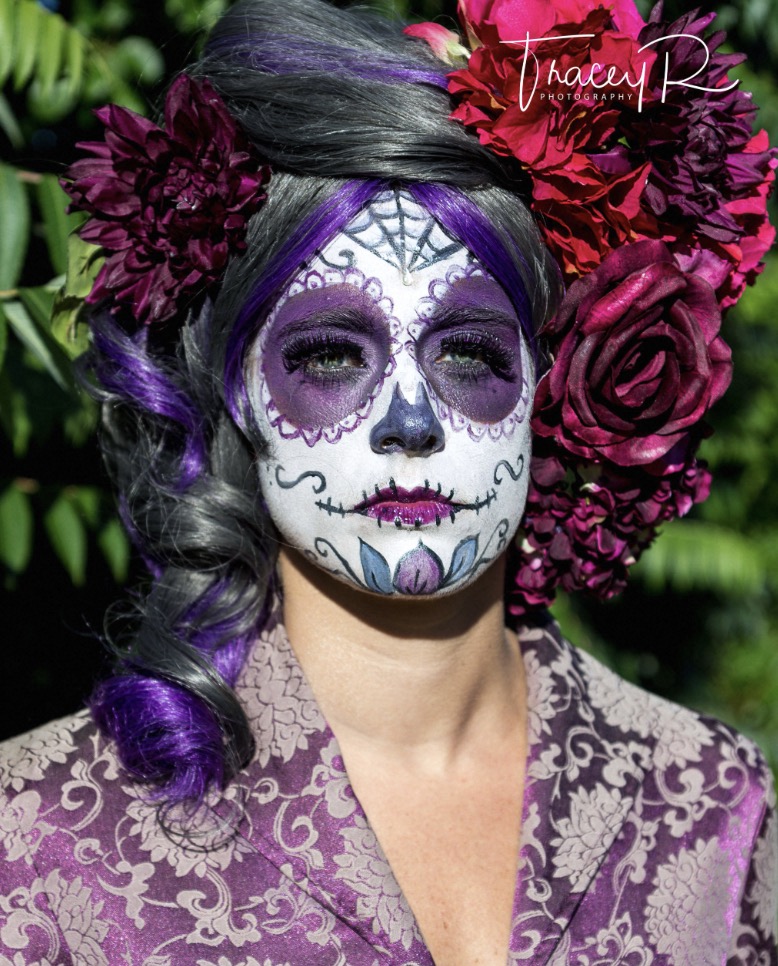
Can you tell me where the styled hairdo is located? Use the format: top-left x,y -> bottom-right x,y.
89,0 -> 560,803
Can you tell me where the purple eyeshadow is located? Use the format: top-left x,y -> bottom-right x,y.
255,284 -> 392,430
416,275 -> 527,424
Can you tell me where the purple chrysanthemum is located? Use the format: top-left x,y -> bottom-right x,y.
625,7 -> 776,305
630,10 -> 760,236
508,437 -> 712,615
63,75 -> 271,325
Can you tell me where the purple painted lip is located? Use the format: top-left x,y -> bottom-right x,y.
353,483 -> 461,527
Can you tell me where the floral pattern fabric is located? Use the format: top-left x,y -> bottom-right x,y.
0,609 -> 775,964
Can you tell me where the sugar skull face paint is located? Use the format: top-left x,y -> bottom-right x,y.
247,189 -> 534,597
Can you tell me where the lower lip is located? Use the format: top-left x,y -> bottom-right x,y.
361,501 -> 455,526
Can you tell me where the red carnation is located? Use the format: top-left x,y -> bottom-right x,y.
446,3 -> 656,279
63,75 -> 271,326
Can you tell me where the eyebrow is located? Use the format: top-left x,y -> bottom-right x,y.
274,307 -> 381,338
423,305 -> 522,333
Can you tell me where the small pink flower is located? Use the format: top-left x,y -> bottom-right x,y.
403,22 -> 469,66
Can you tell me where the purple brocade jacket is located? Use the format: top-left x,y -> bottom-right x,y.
0,611 -> 775,965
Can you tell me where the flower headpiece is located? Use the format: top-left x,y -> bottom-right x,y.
63,75 -> 271,327
63,2 -> 776,614
408,0 -> 776,613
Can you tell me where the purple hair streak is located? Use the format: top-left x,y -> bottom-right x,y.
207,35 -> 449,89
91,316 -> 207,489
407,182 -> 538,359
225,179 -> 385,432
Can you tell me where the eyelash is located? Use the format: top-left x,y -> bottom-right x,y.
282,333 -> 366,383
434,331 -> 514,380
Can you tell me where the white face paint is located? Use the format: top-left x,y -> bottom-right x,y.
247,190 -> 533,598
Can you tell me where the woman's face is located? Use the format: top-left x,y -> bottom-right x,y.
247,189 -> 533,597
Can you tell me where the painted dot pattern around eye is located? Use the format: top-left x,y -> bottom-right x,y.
410,264 -> 531,440
253,266 -> 400,447
250,246 -> 531,447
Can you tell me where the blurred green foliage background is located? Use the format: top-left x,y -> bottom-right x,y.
0,0 -> 777,764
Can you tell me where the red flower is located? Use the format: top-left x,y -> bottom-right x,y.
533,241 -> 732,467
446,3 -> 656,279
63,75 -> 271,326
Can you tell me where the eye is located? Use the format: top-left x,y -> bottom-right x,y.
434,331 -> 514,381
282,334 -> 366,381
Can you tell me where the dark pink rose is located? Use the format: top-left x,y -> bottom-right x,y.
533,240 -> 732,466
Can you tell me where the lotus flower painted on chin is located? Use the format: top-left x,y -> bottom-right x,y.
393,543 -> 445,594
359,535 -> 479,596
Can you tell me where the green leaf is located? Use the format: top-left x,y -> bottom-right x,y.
69,486 -> 100,528
114,36 -> 165,87
50,234 -> 102,359
0,0 -> 12,87
165,0 -> 228,33
98,517 -> 130,583
0,368 -> 31,456
35,8 -> 64,99
0,482 -> 34,574
18,285 -> 55,329
3,299 -> 74,392
26,75 -> 80,124
12,0 -> 39,90
634,520 -> 765,596
60,233 -> 103,301
0,163 -> 30,290
0,93 -> 23,149
0,305 -> 6,372
44,492 -> 87,585
61,20 -> 84,102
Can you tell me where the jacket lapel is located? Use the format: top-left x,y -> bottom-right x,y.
232,603 -> 649,965
509,619 -> 650,963
231,604 -> 433,963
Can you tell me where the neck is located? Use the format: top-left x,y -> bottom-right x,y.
278,547 -> 526,773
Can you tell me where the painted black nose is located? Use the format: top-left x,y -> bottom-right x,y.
370,383 -> 445,456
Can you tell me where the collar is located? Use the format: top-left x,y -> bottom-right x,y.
222,603 -> 651,962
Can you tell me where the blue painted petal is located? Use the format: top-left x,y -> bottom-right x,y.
360,539 -> 393,594
445,535 -> 478,585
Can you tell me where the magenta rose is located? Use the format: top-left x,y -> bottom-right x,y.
532,240 -> 732,467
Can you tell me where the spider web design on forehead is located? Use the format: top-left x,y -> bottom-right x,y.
342,188 -> 466,274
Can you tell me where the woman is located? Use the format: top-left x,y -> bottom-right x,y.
0,0 -> 775,962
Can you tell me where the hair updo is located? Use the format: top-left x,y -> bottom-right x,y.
89,0 -> 560,804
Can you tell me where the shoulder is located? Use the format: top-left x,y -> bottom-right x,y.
519,618 -> 777,958
0,709 -> 101,797
520,616 -> 774,810
0,709 -> 127,845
